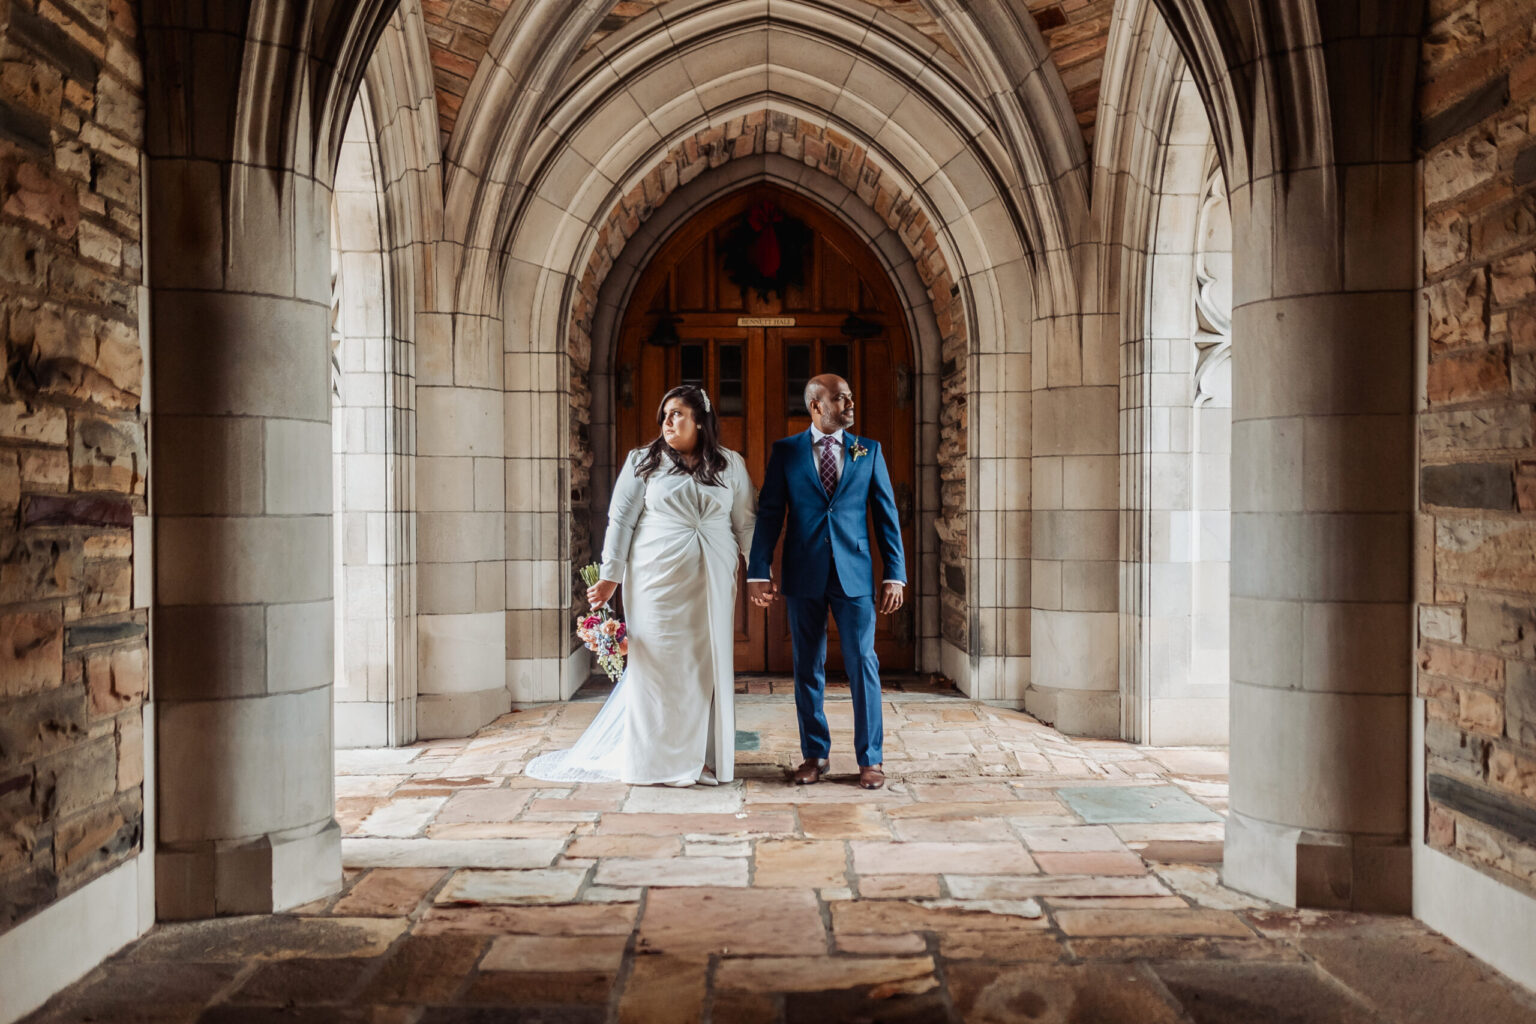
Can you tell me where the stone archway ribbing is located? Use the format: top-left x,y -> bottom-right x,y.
566,110 -> 970,651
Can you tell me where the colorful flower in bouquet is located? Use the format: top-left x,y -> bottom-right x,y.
576,562 -> 627,681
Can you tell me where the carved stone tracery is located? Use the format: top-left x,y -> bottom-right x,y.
1192,161 -> 1231,408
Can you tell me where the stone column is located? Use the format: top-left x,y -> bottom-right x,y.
1030,310 -> 1122,736
148,153 -> 340,916
501,261 -> 569,704
1221,65 -> 1417,910
415,299 -> 509,736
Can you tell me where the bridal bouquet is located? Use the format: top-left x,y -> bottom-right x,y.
577,563 -> 627,680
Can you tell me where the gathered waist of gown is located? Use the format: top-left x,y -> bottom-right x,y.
636,514 -> 738,543
629,516 -> 740,589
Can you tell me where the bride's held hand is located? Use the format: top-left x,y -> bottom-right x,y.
588,579 -> 618,608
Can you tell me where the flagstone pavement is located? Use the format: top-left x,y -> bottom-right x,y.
24,680 -> 1536,1023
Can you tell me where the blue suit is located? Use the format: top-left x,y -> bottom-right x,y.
748,430 -> 906,767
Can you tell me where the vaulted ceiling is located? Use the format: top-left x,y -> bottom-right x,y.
421,0 -> 1115,148
1025,0 -> 1114,139
420,0 -> 510,139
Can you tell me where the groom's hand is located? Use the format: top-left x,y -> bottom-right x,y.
748,581 -> 778,607
878,582 -> 905,615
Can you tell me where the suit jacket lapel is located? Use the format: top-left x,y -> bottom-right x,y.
830,432 -> 863,503
797,430 -> 826,500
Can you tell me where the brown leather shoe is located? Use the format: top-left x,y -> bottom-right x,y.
858,764 -> 886,790
793,758 -> 829,785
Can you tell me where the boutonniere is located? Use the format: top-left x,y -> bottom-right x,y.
849,440 -> 869,461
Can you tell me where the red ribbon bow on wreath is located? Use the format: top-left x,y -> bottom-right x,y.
745,201 -> 783,277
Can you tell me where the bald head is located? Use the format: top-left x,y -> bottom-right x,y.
805,373 -> 855,433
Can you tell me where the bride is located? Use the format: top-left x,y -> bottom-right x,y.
527,384 -> 755,786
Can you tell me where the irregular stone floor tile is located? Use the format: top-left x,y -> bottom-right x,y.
1153,961 -> 1384,1024
481,934 -> 628,973
1057,784 -> 1223,824
342,837 -> 565,869
124,916 -> 408,963
639,887 -> 827,956
593,855 -> 749,888
435,867 -> 587,905
331,867 -> 448,917
714,955 -> 935,993
229,957 -> 378,1005
947,962 -> 1187,1024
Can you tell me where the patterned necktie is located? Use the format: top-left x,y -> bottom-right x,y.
818,436 -> 838,495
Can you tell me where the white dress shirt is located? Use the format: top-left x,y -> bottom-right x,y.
810,424 -> 846,484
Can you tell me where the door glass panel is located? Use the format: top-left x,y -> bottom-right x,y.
786,343 -> 811,416
718,342 -> 744,416
680,343 -> 705,388
824,342 -> 850,383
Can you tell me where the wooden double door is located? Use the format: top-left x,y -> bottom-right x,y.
614,186 -> 916,674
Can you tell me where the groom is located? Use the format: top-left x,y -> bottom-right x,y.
748,374 -> 906,790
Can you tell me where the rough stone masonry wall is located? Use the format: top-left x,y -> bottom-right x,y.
1418,0 -> 1536,895
567,110 -> 969,650
0,0 -> 146,933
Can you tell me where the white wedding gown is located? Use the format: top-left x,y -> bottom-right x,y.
527,447 -> 755,785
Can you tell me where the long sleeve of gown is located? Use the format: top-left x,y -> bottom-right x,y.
599,451 -> 646,584
729,453 -> 757,563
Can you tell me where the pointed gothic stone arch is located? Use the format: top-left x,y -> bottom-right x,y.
490,65 -> 1040,701
439,0 -> 1088,316
493,103 -> 1022,701
567,121 -> 960,678
441,1 -> 1051,706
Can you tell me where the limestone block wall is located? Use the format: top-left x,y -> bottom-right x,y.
415,299 -> 508,732
0,0 -> 148,934
501,260 -> 565,704
1418,0 -> 1536,898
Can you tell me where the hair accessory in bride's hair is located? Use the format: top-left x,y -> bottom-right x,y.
697,387 -> 711,412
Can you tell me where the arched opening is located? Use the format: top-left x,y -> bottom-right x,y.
1131,67 -> 1233,745
608,184 -> 919,676
566,135 -> 971,695
330,89 -> 415,748
465,0 -> 1074,708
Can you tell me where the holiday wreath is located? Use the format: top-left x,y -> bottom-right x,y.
721,200 -> 812,301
